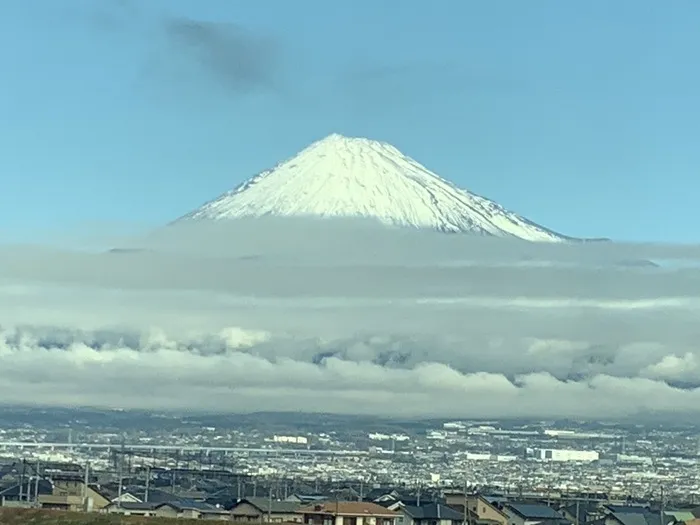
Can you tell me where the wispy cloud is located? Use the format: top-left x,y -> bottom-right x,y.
72,1 -> 281,98
1,218 -> 699,420
161,17 -> 279,95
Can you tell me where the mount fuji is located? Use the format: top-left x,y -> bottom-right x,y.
179,133 -> 588,242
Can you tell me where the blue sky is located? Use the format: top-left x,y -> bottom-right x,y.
1,0 -> 698,243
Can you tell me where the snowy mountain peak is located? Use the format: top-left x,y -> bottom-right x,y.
324,132 -> 353,141
299,133 -> 402,159
179,134 -> 579,242
321,132 -> 371,142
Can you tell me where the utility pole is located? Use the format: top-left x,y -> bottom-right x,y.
267,485 -> 273,522
335,493 -> 340,525
145,466 -> 151,503
117,457 -> 123,509
660,485 -> 665,525
19,460 -> 25,502
82,461 -> 89,511
33,461 -> 41,506
462,478 -> 468,525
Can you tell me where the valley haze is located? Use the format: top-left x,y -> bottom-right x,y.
1,215 -> 700,420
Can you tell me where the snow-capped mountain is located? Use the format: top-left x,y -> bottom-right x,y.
179,133 -> 581,242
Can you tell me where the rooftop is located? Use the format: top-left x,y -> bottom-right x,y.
299,501 -> 399,517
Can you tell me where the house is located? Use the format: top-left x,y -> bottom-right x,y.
37,476 -> 111,512
662,514 -> 694,525
299,501 -> 400,525
230,497 -> 303,522
287,494 -> 329,504
384,501 -> 426,513
295,495 -> 330,503
110,492 -> 142,504
137,488 -> 183,504
401,503 -> 464,525
502,503 -> 569,525
105,487 -> 231,519
205,487 -> 239,509
0,461 -> 33,486
445,493 -> 509,525
332,488 -> 361,502
365,489 -> 433,507
367,489 -> 407,504
104,501 -> 159,517
104,500 -> 230,520
601,507 -> 673,525
558,502 -> 601,525
0,479 -> 53,507
175,489 -> 209,501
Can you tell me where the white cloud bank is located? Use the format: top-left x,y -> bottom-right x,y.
1,217 -> 700,420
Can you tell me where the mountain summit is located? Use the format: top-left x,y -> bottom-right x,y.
180,133 -> 576,242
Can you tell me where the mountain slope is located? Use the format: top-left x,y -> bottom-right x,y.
179,133 -> 583,242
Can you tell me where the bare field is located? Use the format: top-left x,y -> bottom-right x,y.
0,508 -> 217,525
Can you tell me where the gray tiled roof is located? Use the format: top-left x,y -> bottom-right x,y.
507,503 -> 564,520
238,497 -> 303,513
403,503 -> 463,521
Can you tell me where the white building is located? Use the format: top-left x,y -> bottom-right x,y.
368,433 -> 409,441
465,452 -> 519,462
616,454 -> 652,465
535,448 -> 599,462
272,435 -> 308,445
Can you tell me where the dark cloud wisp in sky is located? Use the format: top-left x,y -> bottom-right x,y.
162,17 -> 279,95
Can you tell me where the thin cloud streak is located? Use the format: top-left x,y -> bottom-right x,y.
162,17 -> 279,95
1,218 -> 699,420
65,1 -> 282,99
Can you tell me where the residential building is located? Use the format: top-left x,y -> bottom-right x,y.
110,492 -> 142,504
299,501 -> 400,525
502,503 -> 569,525
230,497 -> 303,522
401,503 -> 464,525
601,506 -> 671,525
287,494 -> 329,504
0,479 -> 53,506
558,502 -> 602,525
104,500 -> 230,520
38,476 -> 111,512
664,512 -> 695,524
367,489 -> 409,504
445,493 -> 509,525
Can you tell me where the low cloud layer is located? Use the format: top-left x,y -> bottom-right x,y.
1,218 -> 700,420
